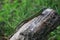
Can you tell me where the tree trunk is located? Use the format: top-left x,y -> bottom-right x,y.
10,8 -> 60,40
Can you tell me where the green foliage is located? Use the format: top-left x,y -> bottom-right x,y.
0,0 -> 60,40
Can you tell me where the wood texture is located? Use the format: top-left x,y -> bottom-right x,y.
10,8 -> 60,40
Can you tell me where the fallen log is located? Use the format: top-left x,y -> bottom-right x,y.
10,8 -> 60,40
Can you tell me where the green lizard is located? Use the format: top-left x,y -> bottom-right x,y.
16,8 -> 47,30
8,8 -> 47,39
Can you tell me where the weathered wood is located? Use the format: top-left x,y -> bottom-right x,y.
10,8 -> 60,40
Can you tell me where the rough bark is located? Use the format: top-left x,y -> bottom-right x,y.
10,8 -> 60,40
